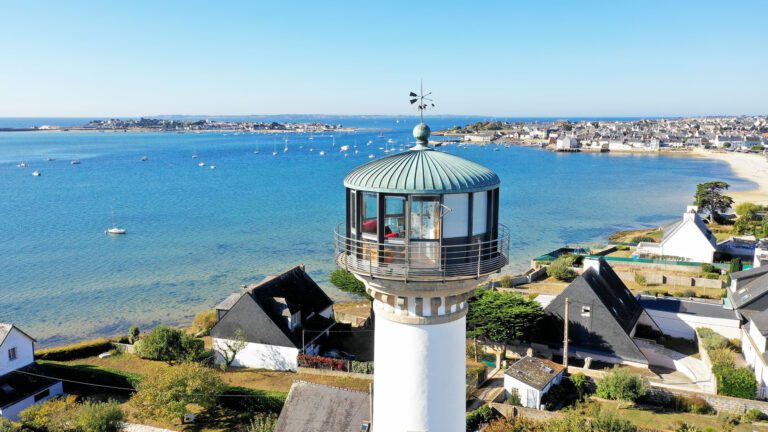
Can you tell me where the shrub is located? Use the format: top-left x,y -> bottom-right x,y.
330,268 -> 370,299
350,360 -> 374,374
466,404 -> 493,431
0,418 -> 18,432
595,367 -> 646,402
129,326 -> 140,344
634,273 -> 647,286
729,258 -> 743,274
671,395 -> 713,414
697,327 -> 729,351
617,244 -> 630,251
74,400 -> 124,432
703,272 -> 720,280
506,388 -> 520,406
679,289 -> 696,298
708,347 -> 735,367
570,372 -> 592,400
498,275 -> 514,288
631,235 -> 655,243
35,338 -> 113,361
19,395 -> 79,431
701,263 -> 716,274
743,408 -> 764,422
247,413 -> 279,432
130,362 -> 226,422
548,255 -> 576,281
192,310 -> 217,336
297,353 -> 344,371
714,365 -> 757,399
591,411 -> 637,432
135,326 -> 206,363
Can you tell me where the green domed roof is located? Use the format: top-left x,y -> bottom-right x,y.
344,147 -> 500,194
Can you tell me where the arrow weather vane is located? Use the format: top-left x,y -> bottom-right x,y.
409,80 -> 435,124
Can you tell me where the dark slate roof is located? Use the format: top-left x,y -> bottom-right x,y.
0,364 -> 59,409
210,266 -> 335,348
274,381 -> 370,432
214,293 -> 242,312
738,294 -> 768,336
728,266 -> 768,309
639,296 -> 739,320
504,357 -> 565,391
541,259 -> 647,364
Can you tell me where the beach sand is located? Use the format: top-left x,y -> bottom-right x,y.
694,148 -> 768,205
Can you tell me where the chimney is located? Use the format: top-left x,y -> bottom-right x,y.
583,257 -> 601,274
684,206 -> 698,222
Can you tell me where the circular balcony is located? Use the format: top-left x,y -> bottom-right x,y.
333,223 -> 510,282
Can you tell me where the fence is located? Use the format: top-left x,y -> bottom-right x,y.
297,353 -> 374,375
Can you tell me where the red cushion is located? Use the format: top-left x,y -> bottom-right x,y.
385,232 -> 399,238
362,219 -> 377,232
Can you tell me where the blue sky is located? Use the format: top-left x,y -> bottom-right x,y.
1,1 -> 766,117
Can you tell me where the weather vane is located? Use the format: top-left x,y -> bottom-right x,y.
409,81 -> 435,123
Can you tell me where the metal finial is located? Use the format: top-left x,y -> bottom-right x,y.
409,80 -> 435,124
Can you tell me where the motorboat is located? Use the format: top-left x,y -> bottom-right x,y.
71,160 -> 81,165
209,165 -> 216,170
198,161 -> 206,167
105,227 -> 127,235
17,162 -> 29,168
141,155 -> 149,161
32,170 -> 41,177
319,151 -> 326,156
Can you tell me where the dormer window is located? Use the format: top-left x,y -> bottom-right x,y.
8,347 -> 17,361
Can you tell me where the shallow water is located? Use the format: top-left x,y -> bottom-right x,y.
0,117 -> 752,345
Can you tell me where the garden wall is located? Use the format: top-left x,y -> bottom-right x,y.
644,386 -> 768,415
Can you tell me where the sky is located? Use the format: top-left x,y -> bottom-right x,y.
1,1 -> 766,117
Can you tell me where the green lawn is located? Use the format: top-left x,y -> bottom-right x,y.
597,400 -> 762,432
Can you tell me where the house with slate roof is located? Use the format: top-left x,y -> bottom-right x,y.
274,381 -> 371,432
0,324 -> 63,421
727,266 -> 768,398
636,206 -> 717,263
210,265 -> 336,371
503,355 -> 565,409
538,258 -> 657,367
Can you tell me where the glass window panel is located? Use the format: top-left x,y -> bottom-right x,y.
472,192 -> 487,235
443,194 -> 469,238
362,192 -> 377,235
384,196 -> 405,238
349,191 -> 357,230
410,197 -> 440,240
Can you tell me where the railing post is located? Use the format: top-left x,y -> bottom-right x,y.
477,240 -> 482,278
369,249 -> 373,278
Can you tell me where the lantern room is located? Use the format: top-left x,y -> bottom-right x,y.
334,123 -> 509,282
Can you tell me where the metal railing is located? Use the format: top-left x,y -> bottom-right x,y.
333,223 -> 510,282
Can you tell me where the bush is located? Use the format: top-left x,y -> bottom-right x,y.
135,326 -> 206,363
20,395 -> 79,431
595,367 -> 646,402
701,263 -> 716,274
35,339 -> 113,361
247,413 -> 279,432
0,418 -> 18,432
679,289 -> 696,298
548,255 -> 577,281
743,408 -> 764,422
703,272 -> 720,280
634,273 -> 647,286
708,347 -> 735,367
591,412 -> 637,432
129,326 -> 140,344
350,360 -> 374,374
74,400 -> 124,432
671,395 -> 713,414
631,236 -> 655,243
466,404 -> 493,431
617,244 -> 630,251
130,362 -> 226,422
714,365 -> 757,399
297,353 -> 344,371
192,310 -> 217,336
498,275 -> 514,288
697,327 -> 729,351
330,268 -> 370,299
570,372 -> 592,400
506,388 -> 520,405
729,258 -> 743,274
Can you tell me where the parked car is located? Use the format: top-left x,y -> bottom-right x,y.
324,349 -> 356,360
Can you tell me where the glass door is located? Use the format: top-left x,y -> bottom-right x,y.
409,196 -> 441,268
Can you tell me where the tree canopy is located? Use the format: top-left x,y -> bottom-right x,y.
135,326 -> 206,364
693,181 -> 734,223
467,289 -> 544,344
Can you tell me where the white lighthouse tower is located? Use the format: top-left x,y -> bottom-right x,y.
334,91 -> 509,432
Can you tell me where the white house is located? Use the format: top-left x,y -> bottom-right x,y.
503,356 -> 565,409
638,296 -> 741,340
555,136 -> 578,151
0,324 -> 63,421
635,206 -> 717,263
726,266 -> 768,398
754,239 -> 768,268
210,266 -> 336,371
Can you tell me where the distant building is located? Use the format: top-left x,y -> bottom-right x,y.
274,381 -> 371,432
210,266 -> 335,371
503,356 -> 565,409
638,295 -> 741,340
755,239 -> 768,268
555,136 -> 579,151
0,324 -> 63,421
635,206 -> 717,263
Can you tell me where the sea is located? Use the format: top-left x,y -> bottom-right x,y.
0,116 -> 754,346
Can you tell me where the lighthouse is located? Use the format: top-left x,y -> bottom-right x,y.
334,92 -> 509,432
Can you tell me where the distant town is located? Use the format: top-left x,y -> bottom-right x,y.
438,115 -> 768,153
1,118 -> 348,133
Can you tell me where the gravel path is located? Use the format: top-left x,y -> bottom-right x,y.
121,423 -> 177,432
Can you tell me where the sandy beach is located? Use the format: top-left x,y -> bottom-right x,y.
694,148 -> 768,205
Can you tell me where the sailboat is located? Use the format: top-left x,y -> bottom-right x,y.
254,142 -> 260,154
378,131 -> 384,138
105,208 -> 127,235
283,138 -> 289,153
272,139 -> 278,156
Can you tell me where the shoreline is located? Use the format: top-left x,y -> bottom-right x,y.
692,148 -> 768,205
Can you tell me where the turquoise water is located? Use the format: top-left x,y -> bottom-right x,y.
0,117 -> 752,345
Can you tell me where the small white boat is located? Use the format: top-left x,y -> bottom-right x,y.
105,227 -> 127,235
368,154 -> 375,159
367,140 -> 373,145
47,157 -> 56,162
17,162 -> 29,168
192,154 -> 198,159
141,155 -> 149,161
198,162 -> 206,167
319,151 -> 326,156
209,165 -> 216,170
71,160 -> 81,165
340,145 -> 349,152
32,170 -> 41,177
387,139 -> 395,144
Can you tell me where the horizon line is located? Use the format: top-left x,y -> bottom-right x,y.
1,113 -> 766,120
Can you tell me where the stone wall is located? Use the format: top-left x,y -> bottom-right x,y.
644,386 -> 768,415
490,403 -> 564,421
615,271 -> 724,289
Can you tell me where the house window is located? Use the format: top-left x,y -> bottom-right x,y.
34,389 -> 50,402
581,306 -> 591,317
8,347 -> 17,361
